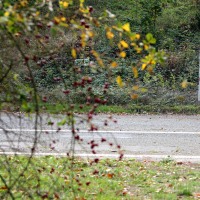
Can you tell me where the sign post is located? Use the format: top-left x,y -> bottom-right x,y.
74,58 -> 90,67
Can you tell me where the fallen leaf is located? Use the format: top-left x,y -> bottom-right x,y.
193,193 -> 200,199
107,173 -> 114,178
0,186 -> 7,190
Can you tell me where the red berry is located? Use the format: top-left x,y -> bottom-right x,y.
85,24 -> 90,29
63,90 -> 70,95
80,19 -> 86,26
42,96 -> 47,102
94,158 -> 99,163
89,6 -> 93,13
86,182 -> 91,186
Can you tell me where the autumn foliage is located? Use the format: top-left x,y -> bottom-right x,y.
0,0 -> 164,199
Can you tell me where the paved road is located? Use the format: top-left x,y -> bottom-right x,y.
0,112 -> 200,162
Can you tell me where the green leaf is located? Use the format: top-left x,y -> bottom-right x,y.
57,118 -> 67,126
146,33 -> 156,44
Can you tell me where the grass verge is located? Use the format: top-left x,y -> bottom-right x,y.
2,102 -> 200,114
33,103 -> 200,114
0,156 -> 199,199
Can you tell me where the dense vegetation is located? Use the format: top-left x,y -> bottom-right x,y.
29,0 -> 200,107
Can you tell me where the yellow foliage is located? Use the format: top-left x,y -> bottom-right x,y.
119,51 -> 126,58
181,80 -> 188,88
132,67 -> 138,78
116,76 -> 124,87
20,0 -> 28,7
54,17 -> 61,24
63,2 -> 69,8
140,88 -> 148,93
4,12 -> 10,17
130,33 -> 140,41
131,94 -> 138,99
147,66 -> 153,73
16,14 -> 23,22
136,34 -> 140,39
122,23 -> 130,32
132,85 -> 139,91
61,17 -> 66,22
35,11 -> 40,16
120,40 -> 129,48
110,61 -> 118,68
87,31 -> 94,38
71,48 -> 77,59
144,44 -> 149,50
91,50 -> 99,58
106,31 -> 114,39
141,63 -> 147,70
97,58 -> 104,67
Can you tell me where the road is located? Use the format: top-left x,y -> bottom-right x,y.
0,112 -> 200,162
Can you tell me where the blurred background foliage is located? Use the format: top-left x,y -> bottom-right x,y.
1,0 -> 200,107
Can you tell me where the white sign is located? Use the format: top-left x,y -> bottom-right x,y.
75,58 -> 90,66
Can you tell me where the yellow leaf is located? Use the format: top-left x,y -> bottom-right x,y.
130,33 -> 140,41
144,44 -> 149,50
140,88 -> 148,93
147,66 -> 153,73
35,11 -> 40,16
110,61 -> 118,68
122,23 -> 130,32
119,51 -> 126,58
106,31 -> 114,39
91,50 -> 99,58
136,34 -> 140,39
132,67 -> 138,78
61,17 -> 66,22
150,60 -> 156,65
116,76 -> 124,87
97,58 -> 104,67
136,47 -> 142,53
181,80 -> 188,88
63,2 -> 69,8
54,17 -> 61,24
4,12 -> 10,17
141,63 -> 147,70
20,0 -> 28,7
88,31 -> 94,38
131,94 -> 138,99
15,13 -> 24,22
120,40 -> 129,48
65,180 -> 70,185
112,25 -> 123,32
132,85 -> 139,91
71,48 -> 77,58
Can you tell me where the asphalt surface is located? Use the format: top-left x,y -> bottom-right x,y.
0,112 -> 200,162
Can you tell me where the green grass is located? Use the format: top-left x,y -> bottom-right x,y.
2,101 -> 200,114
31,103 -> 200,114
0,156 -> 199,199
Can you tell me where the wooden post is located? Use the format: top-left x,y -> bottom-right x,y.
198,50 -> 200,101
